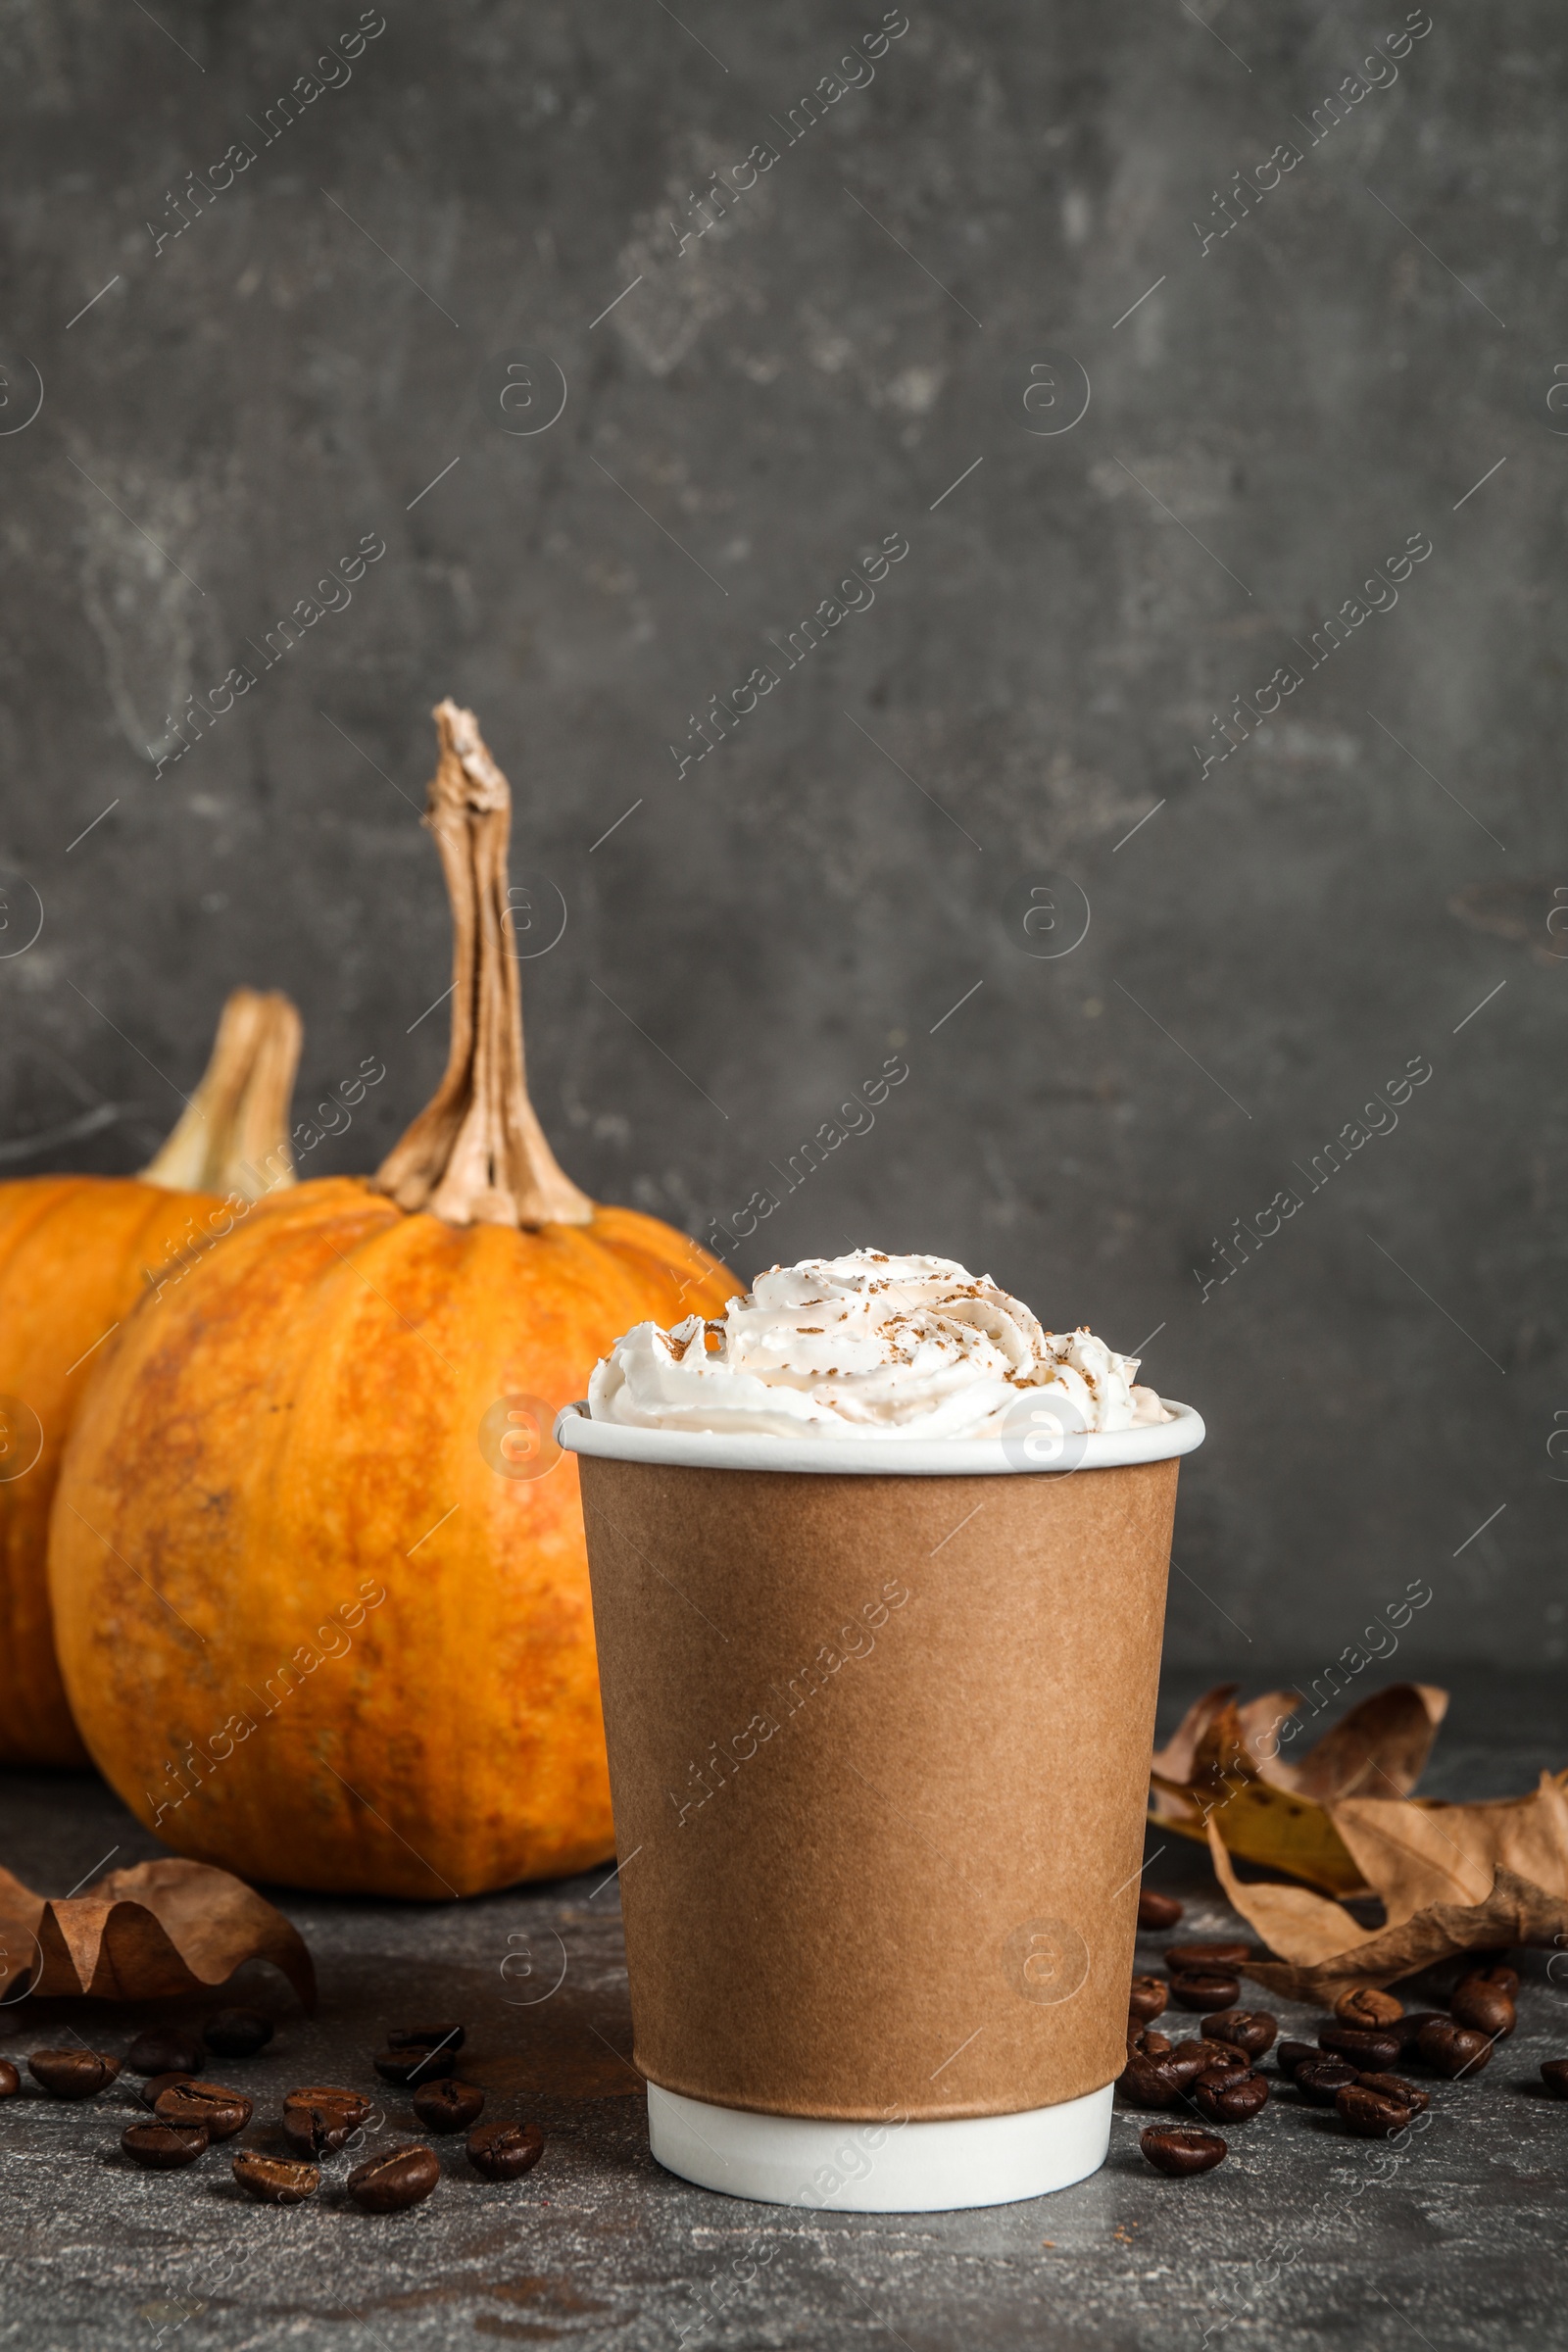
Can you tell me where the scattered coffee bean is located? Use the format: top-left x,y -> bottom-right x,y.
0,2061 -> 18,2099
283,2084 -> 371,2126
1539,2060 -> 1568,2099
373,2045 -> 459,2086
1464,1961 -> 1519,1998
1189,2039 -> 1250,2078
140,2071 -> 199,2111
1319,2026 -> 1401,2071
283,2103 -> 360,2158
280,2088 -> 368,2126
121,2122 -> 209,2170
1193,2070 -> 1269,2125
412,2078 -> 485,2133
1449,1979 -> 1516,2039
386,2025 -> 466,2053
28,2049 -> 122,2100
233,2152 -> 320,2205
1389,2010 -> 1449,2052
347,2141 -> 440,2213
1137,1889 -> 1184,1932
1358,2073 -> 1428,2115
1140,2125 -> 1227,2178
1417,2019 -> 1493,2079
1204,2010 -> 1277,2059
1128,2028 -> 1172,2059
1293,2056 -> 1360,2106
1275,2040 -> 1319,2081
1337,2083 -> 1419,2139
203,2010 -> 273,2060
1333,1986 -> 1404,2029
1129,1977 -> 1168,2024
154,2082 -> 253,2138
466,2121 -> 544,2181
1166,1942 -> 1250,1974
124,2030 -> 206,2079
1118,2055 -> 1186,2110
1171,1972 -> 1241,2014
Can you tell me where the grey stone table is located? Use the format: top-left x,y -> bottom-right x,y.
1,1669 -> 1564,2351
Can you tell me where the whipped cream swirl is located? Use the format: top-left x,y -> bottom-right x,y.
587,1250 -> 1171,1442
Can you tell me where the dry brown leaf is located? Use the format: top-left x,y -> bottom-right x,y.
1331,1772 -> 1568,1926
1207,1771 -> 1568,1997
1273,1683 -> 1448,1801
1153,1772 -> 1369,1898
1149,1683 -> 1449,1895
0,1857 -> 315,2008
1150,1684 -> 1238,1784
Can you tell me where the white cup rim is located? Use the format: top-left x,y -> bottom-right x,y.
555,1396 -> 1204,1477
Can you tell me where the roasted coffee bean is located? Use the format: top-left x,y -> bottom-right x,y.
1275,2039 -> 1319,2081
283,2104 -> 359,2158
373,2045 -> 459,2086
1293,2056 -> 1359,2106
1140,2125 -> 1226,2178
154,2081 -> 253,2138
347,2141 -> 440,2213
1358,2073 -> 1428,2116
28,2049 -> 122,2099
466,2121 -> 544,2181
1540,2059 -> 1568,2099
1204,2009 -> 1277,2059
1319,2026 -> 1402,2071
283,2084 -> 371,2126
1333,1986 -> 1404,2029
1464,1961 -> 1519,1998
1449,1979 -> 1516,2039
1129,1976 -> 1168,2024
412,2078 -> 485,2133
1337,2083 -> 1420,2139
233,2152 -> 319,2205
1171,1971 -> 1241,2014
1128,2028 -> 1172,2059
1193,2069 -> 1268,2124
1166,1942 -> 1250,1974
203,2009 -> 273,2059
1166,2040 -> 1248,2086
1137,1889 -> 1184,1932
140,2071 -> 199,2111
1417,2019 -> 1492,2079
0,2061 -> 18,2099
1389,2010 -> 1449,2052
1118,2055 -> 1186,2110
124,2029 -> 206,2079
121,2121 -> 209,2170
1190,2039 -> 1250,2077
386,2025 -> 466,2054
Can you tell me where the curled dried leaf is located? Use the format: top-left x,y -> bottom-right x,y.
1150,1684 -> 1450,1895
0,1857 -> 314,2008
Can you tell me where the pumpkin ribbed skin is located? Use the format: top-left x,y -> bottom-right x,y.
50,1176 -> 736,1896
0,1176 -> 233,1765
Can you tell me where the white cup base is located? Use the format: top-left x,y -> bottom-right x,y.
647,2081 -> 1113,2212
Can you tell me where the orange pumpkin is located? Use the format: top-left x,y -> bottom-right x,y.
50,702 -> 738,1895
0,988 -> 300,1765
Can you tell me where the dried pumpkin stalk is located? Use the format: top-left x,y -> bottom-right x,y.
370,700 -> 592,1228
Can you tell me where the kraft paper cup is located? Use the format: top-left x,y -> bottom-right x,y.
558,1396 -> 1203,2213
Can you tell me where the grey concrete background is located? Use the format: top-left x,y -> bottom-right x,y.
1,1670 -> 1565,2351
0,0 -> 1563,1664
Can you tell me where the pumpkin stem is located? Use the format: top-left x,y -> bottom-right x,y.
140,989 -> 302,1202
371,701 -> 594,1229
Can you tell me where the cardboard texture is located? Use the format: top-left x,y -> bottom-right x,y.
577,1455 -> 1179,2122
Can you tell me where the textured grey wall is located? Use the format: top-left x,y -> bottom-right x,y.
1,0 -> 1561,1668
